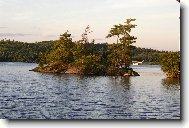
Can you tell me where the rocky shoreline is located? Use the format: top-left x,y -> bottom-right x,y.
30,66 -> 140,77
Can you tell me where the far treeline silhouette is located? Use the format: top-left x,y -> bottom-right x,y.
0,39 -> 167,64
0,19 -> 180,77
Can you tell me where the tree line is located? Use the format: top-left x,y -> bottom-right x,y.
0,18 -> 180,77
0,39 -> 167,64
0,39 -> 54,63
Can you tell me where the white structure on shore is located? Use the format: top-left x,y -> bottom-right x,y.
132,60 -> 144,65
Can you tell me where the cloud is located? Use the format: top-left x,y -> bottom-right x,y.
0,27 -> 8,29
0,33 -> 32,37
45,34 -> 58,38
104,0 -> 176,10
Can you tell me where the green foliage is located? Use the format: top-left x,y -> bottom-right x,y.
106,18 -> 137,72
80,25 -> 93,44
131,47 -> 166,64
38,32 -> 75,73
74,55 -> 104,75
0,39 -> 54,63
160,52 -> 180,78
46,32 -> 74,65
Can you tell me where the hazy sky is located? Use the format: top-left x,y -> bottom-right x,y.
0,0 -> 180,51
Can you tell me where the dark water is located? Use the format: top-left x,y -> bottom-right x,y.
0,62 -> 180,119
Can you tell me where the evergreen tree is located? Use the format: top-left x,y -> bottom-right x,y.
106,18 -> 137,72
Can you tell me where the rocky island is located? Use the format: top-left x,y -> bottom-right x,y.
31,19 -> 140,76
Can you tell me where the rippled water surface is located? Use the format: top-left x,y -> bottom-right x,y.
0,62 -> 180,119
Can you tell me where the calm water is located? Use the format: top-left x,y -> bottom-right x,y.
0,62 -> 180,119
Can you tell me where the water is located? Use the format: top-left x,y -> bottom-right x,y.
0,62 -> 180,119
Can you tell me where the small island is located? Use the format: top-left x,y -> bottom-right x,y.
30,18 -> 180,78
31,19 -> 140,76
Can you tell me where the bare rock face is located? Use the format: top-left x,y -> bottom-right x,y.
31,65 -> 140,77
65,67 -> 81,74
124,71 -> 140,76
133,71 -> 140,76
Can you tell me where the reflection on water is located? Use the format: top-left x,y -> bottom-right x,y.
120,77 -> 131,89
162,78 -> 180,90
107,77 -> 131,89
0,63 -> 180,119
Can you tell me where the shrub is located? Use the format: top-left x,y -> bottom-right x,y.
160,52 -> 180,78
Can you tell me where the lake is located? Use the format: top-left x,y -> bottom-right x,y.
0,62 -> 180,119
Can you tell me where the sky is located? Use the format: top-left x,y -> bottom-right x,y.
0,0 -> 180,51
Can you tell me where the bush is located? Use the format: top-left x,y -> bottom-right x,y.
160,52 -> 180,78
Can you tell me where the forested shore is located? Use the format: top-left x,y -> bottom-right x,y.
0,37 -> 180,77
0,39 -> 166,64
